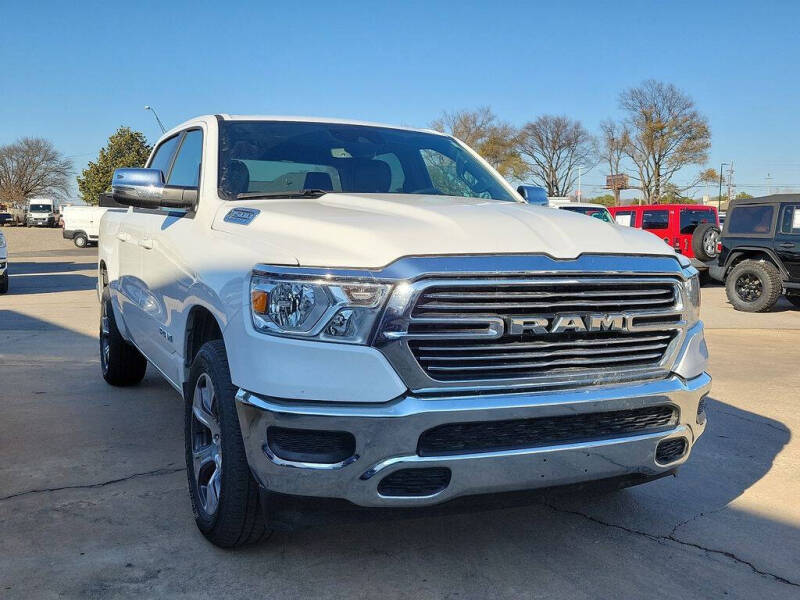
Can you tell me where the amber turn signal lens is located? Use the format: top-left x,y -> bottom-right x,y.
251,289 -> 268,314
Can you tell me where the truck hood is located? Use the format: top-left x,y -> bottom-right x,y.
212,193 -> 676,268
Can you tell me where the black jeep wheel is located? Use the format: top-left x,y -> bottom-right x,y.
725,259 -> 782,312
0,272 -> 8,294
185,340 -> 271,548
100,287 -> 147,385
692,223 -> 721,262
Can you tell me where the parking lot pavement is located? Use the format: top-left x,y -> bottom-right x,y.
1,227 -> 799,599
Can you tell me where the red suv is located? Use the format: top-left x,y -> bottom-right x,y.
609,204 -> 721,272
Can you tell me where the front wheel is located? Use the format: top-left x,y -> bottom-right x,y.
725,259 -> 782,312
185,340 -> 271,548
73,232 -> 88,248
0,272 -> 8,294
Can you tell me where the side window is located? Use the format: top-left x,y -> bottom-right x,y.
168,130 -> 203,188
148,135 -> 181,178
614,210 -> 635,227
780,205 -> 800,234
642,210 -> 669,230
420,149 -> 483,198
728,205 -> 775,234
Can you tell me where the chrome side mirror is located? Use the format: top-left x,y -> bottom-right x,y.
517,185 -> 548,206
111,168 -> 194,210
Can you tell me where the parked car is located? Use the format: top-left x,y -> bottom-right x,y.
556,202 -> 613,223
709,195 -> 800,311
0,230 -> 8,294
98,115 -> 709,547
609,204 -> 721,275
62,205 -> 123,247
26,198 -> 59,227
0,211 -> 12,226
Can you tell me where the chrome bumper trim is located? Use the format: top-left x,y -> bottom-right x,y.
235,372 -> 710,507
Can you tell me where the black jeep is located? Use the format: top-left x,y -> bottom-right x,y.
710,195 -> 800,312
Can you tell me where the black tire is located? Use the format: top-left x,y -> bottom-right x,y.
692,223 -> 720,262
185,340 -> 271,548
725,259 -> 782,312
73,232 -> 88,248
786,293 -> 800,308
100,287 -> 147,385
0,272 -> 8,294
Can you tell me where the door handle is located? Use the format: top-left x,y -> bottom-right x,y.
139,238 -> 154,250
116,232 -> 129,242
779,242 -> 795,249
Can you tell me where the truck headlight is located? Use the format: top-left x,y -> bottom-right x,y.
684,272 -> 701,326
250,275 -> 389,344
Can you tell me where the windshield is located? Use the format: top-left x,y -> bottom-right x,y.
561,205 -> 612,223
29,204 -> 52,212
679,209 -> 716,234
218,121 -> 517,202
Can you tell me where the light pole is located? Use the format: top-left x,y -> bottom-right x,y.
144,105 -> 166,134
718,162 -> 728,212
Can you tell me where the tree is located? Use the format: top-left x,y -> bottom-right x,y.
0,138 -> 72,207
517,115 -> 596,197
598,119 -> 629,205
431,107 -> 527,180
587,193 -> 617,207
619,80 -> 711,204
735,192 -> 753,200
77,127 -> 151,205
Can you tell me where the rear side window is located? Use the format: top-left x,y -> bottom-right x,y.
679,209 -> 716,234
148,135 -> 181,178
642,210 -> 669,230
727,205 -> 775,234
168,130 -> 203,188
614,210 -> 635,227
780,205 -> 800,234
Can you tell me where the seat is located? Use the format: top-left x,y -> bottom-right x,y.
220,160 -> 250,198
303,172 -> 334,191
348,159 -> 391,193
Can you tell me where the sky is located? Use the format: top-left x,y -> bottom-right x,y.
2,0 -> 800,201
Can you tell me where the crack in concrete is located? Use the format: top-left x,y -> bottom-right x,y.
0,467 -> 186,502
540,501 -> 800,588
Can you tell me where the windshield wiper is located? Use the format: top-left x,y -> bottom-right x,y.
235,189 -> 333,200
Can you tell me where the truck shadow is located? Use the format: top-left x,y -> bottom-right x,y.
5,260 -> 97,295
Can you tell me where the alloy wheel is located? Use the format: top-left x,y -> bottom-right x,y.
735,273 -> 763,302
703,228 -> 719,256
100,313 -> 111,375
191,373 -> 223,516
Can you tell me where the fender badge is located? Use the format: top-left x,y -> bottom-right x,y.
224,207 -> 260,225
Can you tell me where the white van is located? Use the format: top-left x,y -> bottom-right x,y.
62,205 -> 123,247
27,198 -> 58,227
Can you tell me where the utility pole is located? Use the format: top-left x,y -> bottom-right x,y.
144,105 -> 166,134
577,165 -> 582,201
727,162 -> 734,204
718,162 -> 728,212
766,173 -> 772,195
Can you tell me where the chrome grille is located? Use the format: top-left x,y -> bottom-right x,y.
378,274 -> 686,393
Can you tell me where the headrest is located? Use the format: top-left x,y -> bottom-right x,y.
221,160 -> 250,198
349,159 -> 391,193
304,171 -> 334,191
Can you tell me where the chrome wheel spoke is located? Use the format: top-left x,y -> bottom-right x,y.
204,467 -> 221,515
193,443 -> 216,472
190,372 -> 223,516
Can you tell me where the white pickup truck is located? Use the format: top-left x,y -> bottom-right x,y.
98,114 -> 710,547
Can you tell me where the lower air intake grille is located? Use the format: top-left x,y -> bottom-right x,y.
418,406 -> 678,456
656,438 -> 687,464
267,426 -> 355,464
377,468 -> 452,497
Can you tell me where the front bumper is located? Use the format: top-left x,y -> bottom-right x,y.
236,372 -> 710,507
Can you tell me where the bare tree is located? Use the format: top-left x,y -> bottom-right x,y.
517,115 -> 596,196
0,138 -> 72,206
598,119 -> 629,205
431,107 -> 527,180
619,80 -> 710,204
